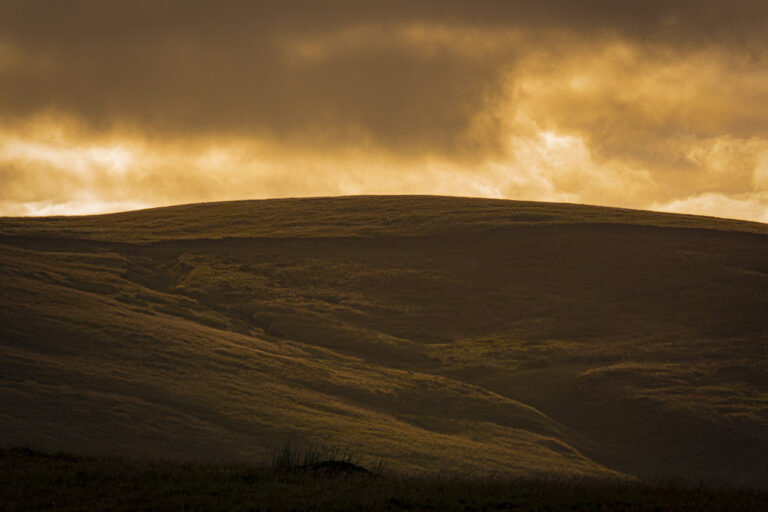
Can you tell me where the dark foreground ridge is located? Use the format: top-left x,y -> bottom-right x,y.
3,448 -> 768,512
1,195 -> 767,486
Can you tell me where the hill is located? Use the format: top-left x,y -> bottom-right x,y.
1,196 -> 767,483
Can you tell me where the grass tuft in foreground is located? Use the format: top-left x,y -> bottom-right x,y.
270,443 -> 373,475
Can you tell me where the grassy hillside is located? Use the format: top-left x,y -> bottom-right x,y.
1,195 -> 767,242
1,196 -> 767,484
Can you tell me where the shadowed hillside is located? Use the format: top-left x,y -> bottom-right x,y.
1,196 -> 767,483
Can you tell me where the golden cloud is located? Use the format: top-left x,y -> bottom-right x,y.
0,2 -> 767,222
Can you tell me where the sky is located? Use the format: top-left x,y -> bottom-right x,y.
1,1 -> 767,222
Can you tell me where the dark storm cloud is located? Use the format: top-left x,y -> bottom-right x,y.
0,0 -> 766,155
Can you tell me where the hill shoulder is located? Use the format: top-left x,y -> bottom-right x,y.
1,196 -> 766,243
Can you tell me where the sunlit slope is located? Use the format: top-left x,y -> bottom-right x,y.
1,196 -> 767,483
0,242 -> 611,476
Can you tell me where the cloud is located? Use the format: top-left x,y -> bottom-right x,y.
0,1 -> 767,222
1,1 -> 766,150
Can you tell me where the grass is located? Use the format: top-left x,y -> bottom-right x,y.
1,195 -> 767,487
270,443 -> 362,473
1,195 -> 767,243
4,447 -> 768,512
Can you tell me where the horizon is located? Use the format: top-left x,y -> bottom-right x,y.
3,193 -> 768,226
1,1 -> 767,222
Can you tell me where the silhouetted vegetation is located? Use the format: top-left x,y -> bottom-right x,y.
2,448 -> 768,511
270,443 -> 369,475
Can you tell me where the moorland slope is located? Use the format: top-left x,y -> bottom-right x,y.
1,196 -> 767,483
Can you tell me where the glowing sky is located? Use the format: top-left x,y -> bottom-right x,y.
1,1 -> 767,221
